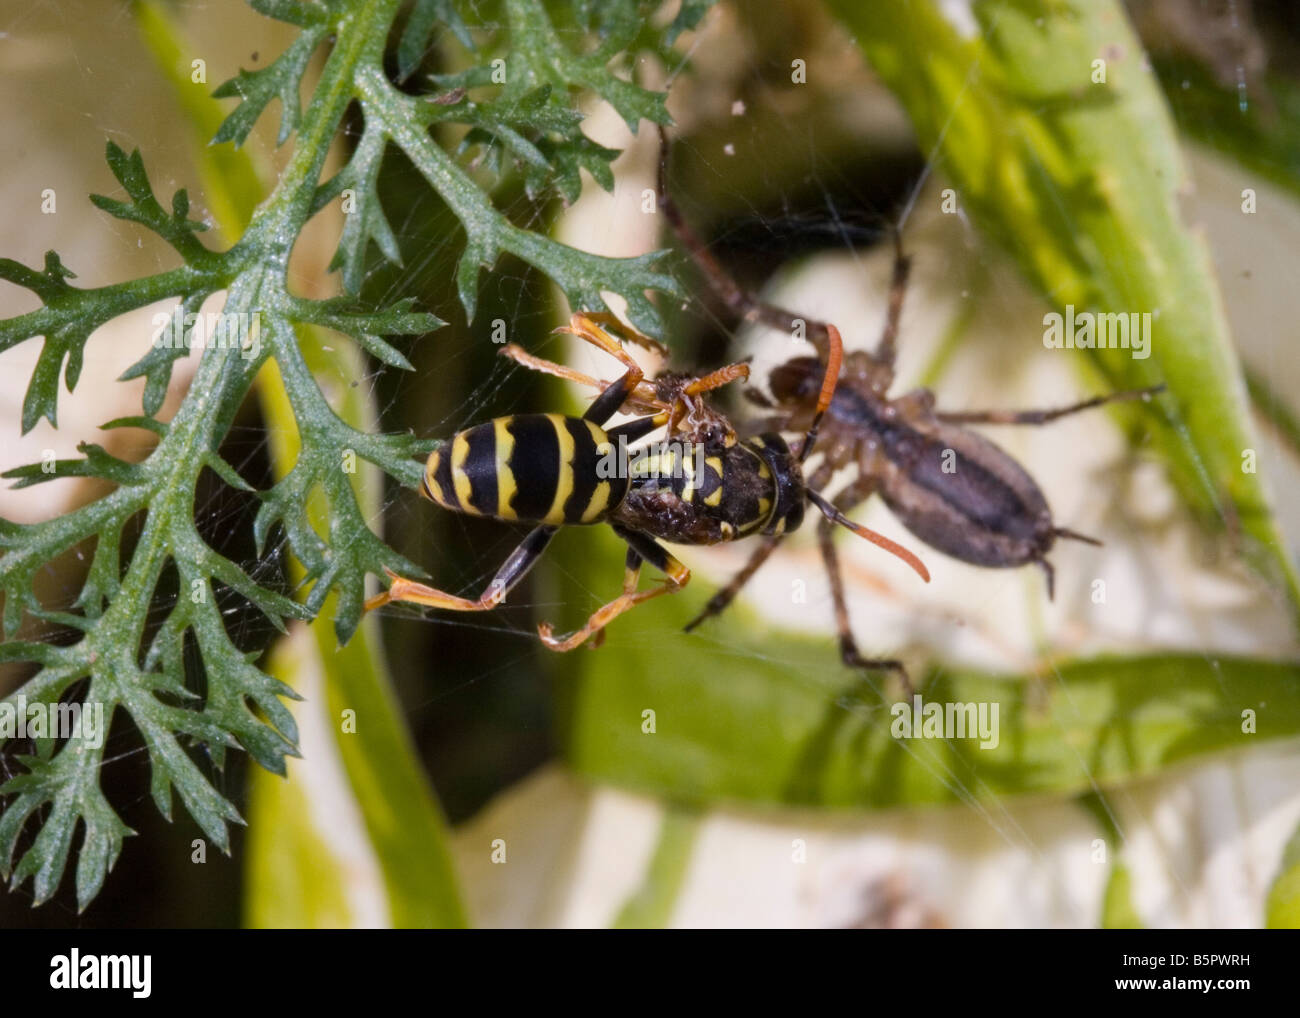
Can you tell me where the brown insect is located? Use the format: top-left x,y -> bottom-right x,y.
657,127 -> 1164,663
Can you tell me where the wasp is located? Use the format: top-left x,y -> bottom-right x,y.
364,312 -> 928,656
656,127 -> 1163,649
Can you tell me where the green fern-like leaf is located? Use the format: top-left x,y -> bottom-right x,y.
0,0 -> 706,909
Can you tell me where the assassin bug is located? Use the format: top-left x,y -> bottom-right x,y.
364,312 -> 929,655
656,127 -> 1163,646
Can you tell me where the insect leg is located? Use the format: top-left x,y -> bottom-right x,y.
500,343 -> 602,388
657,127 -> 909,377
537,528 -> 691,651
669,361 -> 752,434
872,230 -> 912,370
607,413 -> 669,444
1038,557 -> 1055,601
569,310 -> 670,357
680,361 -> 751,398
681,536 -> 783,633
657,126 -> 840,361
499,344 -> 661,414
813,480 -> 910,690
364,525 -> 557,614
656,127 -> 752,317
818,519 -> 908,681
935,385 -> 1165,426
554,313 -> 662,426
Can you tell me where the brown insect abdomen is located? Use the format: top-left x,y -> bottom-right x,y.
878,423 -> 1055,568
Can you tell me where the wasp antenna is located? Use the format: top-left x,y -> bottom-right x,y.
816,324 -> 844,417
798,322 -> 844,464
1054,527 -> 1102,547
808,490 -> 930,582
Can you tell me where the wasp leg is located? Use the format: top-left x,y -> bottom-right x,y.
364,524 -> 556,614
935,385 -> 1165,426
606,413 -> 670,444
538,529 -> 691,651
499,343 -> 661,414
553,313 -> 663,425
682,537 -> 782,633
501,343 -> 601,389
568,310 -> 669,358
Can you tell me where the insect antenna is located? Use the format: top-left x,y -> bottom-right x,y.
807,488 -> 931,582
797,322 -> 844,464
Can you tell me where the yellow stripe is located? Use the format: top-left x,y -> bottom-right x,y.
545,413 -> 576,525
704,455 -> 723,507
681,447 -> 696,503
584,420 -> 609,449
493,418 -> 517,520
451,432 -> 476,514
580,421 -> 616,523
424,450 -> 444,506
582,480 -> 613,523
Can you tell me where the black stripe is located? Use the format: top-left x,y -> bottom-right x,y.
505,415 -> 561,521
431,446 -> 457,508
615,525 -> 672,572
606,414 -> 662,444
584,372 -> 638,425
461,423 -> 499,516
726,444 -> 767,532
562,418 -> 602,523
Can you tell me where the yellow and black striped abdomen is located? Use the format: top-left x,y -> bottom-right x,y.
423,413 -> 627,526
